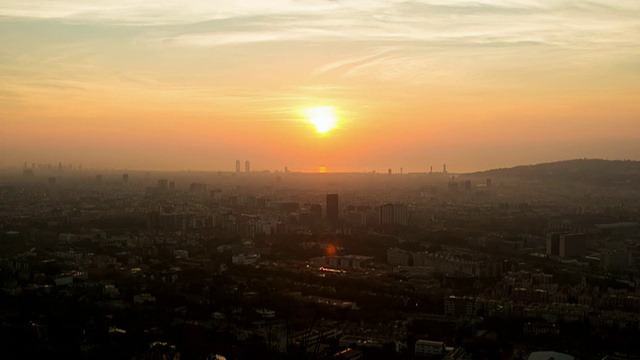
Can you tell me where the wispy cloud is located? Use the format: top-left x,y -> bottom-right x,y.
2,0 -> 639,105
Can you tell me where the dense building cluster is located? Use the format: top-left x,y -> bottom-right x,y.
1,160 -> 640,359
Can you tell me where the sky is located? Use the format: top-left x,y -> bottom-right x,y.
1,0 -> 639,173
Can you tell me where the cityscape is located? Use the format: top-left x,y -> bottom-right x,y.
2,0 -> 640,359
1,159 -> 640,359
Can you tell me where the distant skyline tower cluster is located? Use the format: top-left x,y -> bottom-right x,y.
235,160 -> 251,174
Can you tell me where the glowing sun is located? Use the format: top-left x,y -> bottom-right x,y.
303,106 -> 338,134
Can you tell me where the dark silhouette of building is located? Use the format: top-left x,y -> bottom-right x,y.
245,160 -> 250,173
235,160 -> 240,174
326,194 -> 339,227
546,233 -> 561,256
560,233 -> 586,258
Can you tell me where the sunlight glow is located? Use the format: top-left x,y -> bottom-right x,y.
303,106 -> 338,134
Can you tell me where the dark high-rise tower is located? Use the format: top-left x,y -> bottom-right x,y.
245,160 -> 250,173
235,160 -> 240,174
326,194 -> 339,227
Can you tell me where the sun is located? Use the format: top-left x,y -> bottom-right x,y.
303,106 -> 338,134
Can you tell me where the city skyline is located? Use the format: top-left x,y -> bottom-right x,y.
2,1 -> 640,172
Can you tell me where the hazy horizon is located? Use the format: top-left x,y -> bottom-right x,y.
2,1 -> 640,173
6,157 -> 640,176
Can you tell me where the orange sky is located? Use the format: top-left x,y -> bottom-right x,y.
2,1 -> 639,173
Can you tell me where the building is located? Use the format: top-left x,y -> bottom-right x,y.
326,194 -> 339,227
379,203 -> 408,226
134,293 -> 156,304
415,340 -> 444,357
379,204 -> 394,225
245,160 -> 250,173
601,248 -> 632,271
559,233 -> 586,258
444,296 -> 477,318
546,233 -> 561,257
310,255 -> 374,269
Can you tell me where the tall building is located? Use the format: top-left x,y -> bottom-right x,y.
379,203 -> 408,226
122,173 -> 129,183
444,296 -> 477,318
559,233 -> 586,258
546,233 -> 561,256
326,194 -> 339,227
235,160 -> 240,174
245,160 -> 250,173
380,203 -> 395,225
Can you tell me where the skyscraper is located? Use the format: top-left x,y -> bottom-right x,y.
326,194 -> 339,227
245,160 -> 250,173
235,160 -> 240,174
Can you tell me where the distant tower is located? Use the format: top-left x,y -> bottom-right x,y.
326,194 -> 339,227
443,164 -> 447,174
245,160 -> 250,173
235,160 -> 240,174
388,168 -> 392,175
400,167 -> 403,175
122,173 -> 129,183
430,166 -> 433,174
